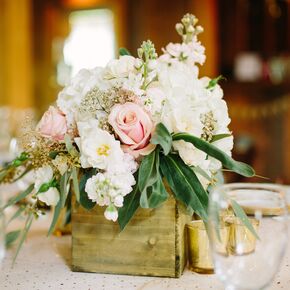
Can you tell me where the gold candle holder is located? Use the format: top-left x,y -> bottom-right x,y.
187,220 -> 214,274
225,217 -> 259,255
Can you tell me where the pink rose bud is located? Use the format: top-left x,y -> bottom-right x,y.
108,102 -> 155,158
37,106 -> 68,141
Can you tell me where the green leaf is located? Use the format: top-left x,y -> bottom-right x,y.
210,134 -> 232,143
79,169 -> 96,210
192,165 -> 212,182
231,199 -> 259,240
172,133 -> 255,177
72,167 -> 80,203
206,75 -> 226,90
138,149 -> 159,193
6,206 -> 25,225
64,134 -> 73,152
13,213 -> 33,264
47,199 -> 62,236
145,177 -> 169,208
138,149 -> 160,208
5,230 -> 21,248
119,47 -> 131,56
4,184 -> 34,209
150,123 -> 172,155
160,154 -> 208,221
118,177 -> 141,231
59,171 -> 71,208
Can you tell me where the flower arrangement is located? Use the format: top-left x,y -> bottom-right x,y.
0,14 -> 255,257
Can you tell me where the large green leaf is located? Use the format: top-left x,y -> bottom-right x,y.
150,123 -> 172,155
118,177 -> 141,231
4,184 -> 34,209
160,154 -> 208,221
138,149 -> 159,193
172,133 -> 255,177
79,169 -> 96,210
144,176 -> 169,208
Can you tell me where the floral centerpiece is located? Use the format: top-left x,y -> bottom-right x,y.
1,14 -> 255,265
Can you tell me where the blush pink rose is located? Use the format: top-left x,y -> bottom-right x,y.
37,106 -> 68,141
108,102 -> 155,158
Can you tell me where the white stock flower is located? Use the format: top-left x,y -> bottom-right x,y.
160,37 -> 205,68
75,119 -> 124,170
85,170 -> 136,222
38,187 -> 60,206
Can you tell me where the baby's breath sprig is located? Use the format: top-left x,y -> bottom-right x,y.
175,13 -> 203,44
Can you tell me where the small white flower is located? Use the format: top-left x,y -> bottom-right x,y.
38,187 -> 60,206
34,165 -> 54,192
104,204 -> 118,222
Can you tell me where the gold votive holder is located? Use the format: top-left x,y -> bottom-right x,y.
225,217 -> 259,255
187,220 -> 214,274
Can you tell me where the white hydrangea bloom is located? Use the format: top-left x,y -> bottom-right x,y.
57,67 -> 110,128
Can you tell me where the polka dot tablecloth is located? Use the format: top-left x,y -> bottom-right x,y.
0,215 -> 290,290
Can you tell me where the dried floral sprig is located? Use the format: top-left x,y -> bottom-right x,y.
200,111 -> 217,142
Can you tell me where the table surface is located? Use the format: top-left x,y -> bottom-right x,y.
1,212 -> 290,290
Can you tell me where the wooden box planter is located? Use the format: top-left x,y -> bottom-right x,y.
71,197 -> 191,277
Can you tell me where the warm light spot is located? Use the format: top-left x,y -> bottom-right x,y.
62,9 -> 115,80
97,144 -> 110,156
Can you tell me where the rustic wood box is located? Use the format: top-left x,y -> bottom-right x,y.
71,197 -> 191,277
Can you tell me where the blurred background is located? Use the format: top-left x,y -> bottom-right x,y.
0,0 -> 289,183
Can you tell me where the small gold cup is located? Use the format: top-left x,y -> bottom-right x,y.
187,220 -> 214,274
225,217 -> 259,255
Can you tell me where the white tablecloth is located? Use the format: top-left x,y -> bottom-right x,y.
0,213 -> 290,290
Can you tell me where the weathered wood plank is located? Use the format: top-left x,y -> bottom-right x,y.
72,197 -> 191,277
